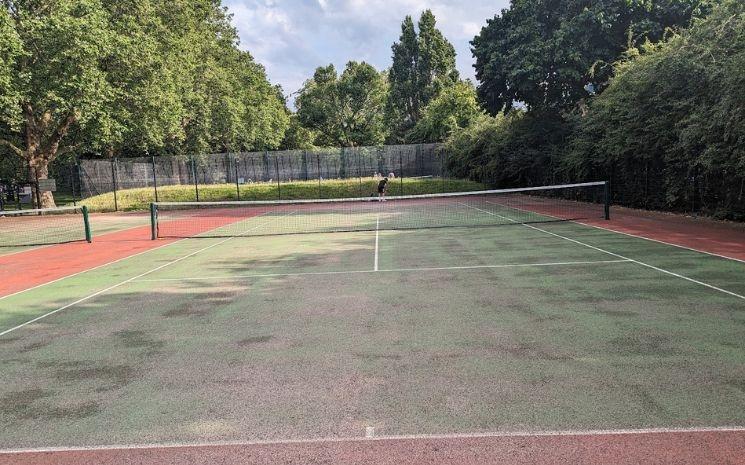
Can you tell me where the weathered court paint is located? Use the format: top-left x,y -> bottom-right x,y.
0,214 -> 256,298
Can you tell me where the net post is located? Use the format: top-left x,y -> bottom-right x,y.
150,203 -> 158,240
82,206 -> 92,243
604,180 -> 610,220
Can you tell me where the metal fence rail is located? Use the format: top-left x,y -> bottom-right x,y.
31,144 -> 447,211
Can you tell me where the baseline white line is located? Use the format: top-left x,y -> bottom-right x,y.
1,426 -> 743,454
374,214 -> 380,271
134,259 -> 631,283
0,212 -> 294,337
462,202 -> 745,301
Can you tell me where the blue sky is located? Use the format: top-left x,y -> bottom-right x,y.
224,0 -> 510,103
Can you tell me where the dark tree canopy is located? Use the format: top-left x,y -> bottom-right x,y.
472,0 -> 708,114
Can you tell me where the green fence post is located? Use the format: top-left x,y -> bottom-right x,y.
150,203 -> 158,240
150,154 -> 159,203
111,157 -> 119,212
234,155 -> 240,200
604,180 -> 611,220
82,205 -> 92,243
274,154 -> 281,199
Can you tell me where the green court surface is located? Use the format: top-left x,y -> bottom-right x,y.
0,209 -> 744,449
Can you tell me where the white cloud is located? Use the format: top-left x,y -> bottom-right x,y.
224,0 -> 509,104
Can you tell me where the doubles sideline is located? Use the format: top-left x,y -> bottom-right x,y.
461,201 -> 745,301
0,211 -> 295,337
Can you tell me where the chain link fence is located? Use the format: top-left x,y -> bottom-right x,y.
2,144 -> 453,211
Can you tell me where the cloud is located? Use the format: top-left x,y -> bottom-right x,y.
224,0 -> 509,104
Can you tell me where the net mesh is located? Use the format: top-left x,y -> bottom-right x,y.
152,182 -> 609,240
0,206 -> 89,247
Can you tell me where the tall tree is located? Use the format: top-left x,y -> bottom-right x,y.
0,6 -> 21,128
472,0 -> 709,115
387,10 -> 458,142
407,80 -> 483,143
566,0 -> 745,217
0,0 -> 288,207
296,62 -> 387,147
0,0 -> 116,207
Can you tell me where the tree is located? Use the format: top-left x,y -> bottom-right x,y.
408,80 -> 483,143
472,0 -> 708,115
566,0 -> 745,218
0,0 -> 289,207
0,0 -> 116,207
0,6 -> 21,127
296,62 -> 388,147
387,10 -> 458,142
281,114 -> 317,150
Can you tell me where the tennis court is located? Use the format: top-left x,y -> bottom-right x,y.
1,183 -> 744,463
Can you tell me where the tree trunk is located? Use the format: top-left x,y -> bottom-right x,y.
28,160 -> 56,208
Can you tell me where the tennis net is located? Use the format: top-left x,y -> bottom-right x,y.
0,206 -> 92,247
150,181 -> 609,239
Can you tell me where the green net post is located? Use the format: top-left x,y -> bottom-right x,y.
82,206 -> 92,243
604,180 -> 611,220
150,203 -> 158,240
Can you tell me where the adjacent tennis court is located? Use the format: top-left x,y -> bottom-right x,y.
1,184 -> 744,463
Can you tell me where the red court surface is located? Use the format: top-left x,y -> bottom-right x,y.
0,212 -> 257,298
1,429 -> 743,465
581,206 -> 745,262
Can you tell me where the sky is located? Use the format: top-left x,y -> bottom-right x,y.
224,0 -> 511,104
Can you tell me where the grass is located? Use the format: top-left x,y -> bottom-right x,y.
75,177 -> 486,212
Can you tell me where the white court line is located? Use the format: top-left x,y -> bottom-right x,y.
1,425 -> 743,454
0,237 -> 187,302
485,199 -> 745,265
134,259 -> 631,283
461,201 -> 745,301
576,220 -> 745,265
0,212 -> 295,338
374,214 -> 380,271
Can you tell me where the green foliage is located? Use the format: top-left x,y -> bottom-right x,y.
567,0 -> 745,218
0,7 -> 21,128
408,81 -> 483,143
387,10 -> 458,142
472,0 -> 708,114
296,62 -> 388,147
445,111 -> 570,187
0,0 -> 288,208
281,114 -> 317,150
449,0 -> 744,220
